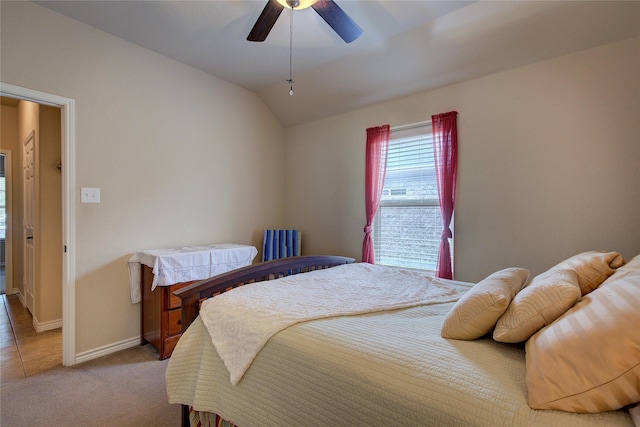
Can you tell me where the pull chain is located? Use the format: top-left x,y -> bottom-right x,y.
287,7 -> 294,96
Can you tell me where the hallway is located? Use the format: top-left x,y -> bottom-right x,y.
0,293 -> 62,385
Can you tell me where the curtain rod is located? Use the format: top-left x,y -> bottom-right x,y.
390,120 -> 431,132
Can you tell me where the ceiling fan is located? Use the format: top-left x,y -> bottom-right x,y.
247,0 -> 363,44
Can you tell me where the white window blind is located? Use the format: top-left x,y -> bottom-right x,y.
374,123 -> 447,270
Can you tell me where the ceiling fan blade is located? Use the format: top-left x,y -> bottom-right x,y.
247,0 -> 285,42
311,0 -> 363,43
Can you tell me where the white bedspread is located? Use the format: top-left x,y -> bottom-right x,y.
200,263 -> 461,384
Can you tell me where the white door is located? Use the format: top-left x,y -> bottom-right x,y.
23,130 -> 36,313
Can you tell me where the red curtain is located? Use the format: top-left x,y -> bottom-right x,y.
431,111 -> 458,279
362,125 -> 390,263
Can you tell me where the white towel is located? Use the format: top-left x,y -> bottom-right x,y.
127,260 -> 142,304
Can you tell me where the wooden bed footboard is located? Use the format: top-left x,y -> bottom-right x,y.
173,255 -> 355,334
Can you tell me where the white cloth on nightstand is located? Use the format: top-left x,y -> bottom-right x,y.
127,243 -> 257,304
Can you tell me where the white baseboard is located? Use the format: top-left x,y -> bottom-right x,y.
74,336 -> 141,364
33,316 -> 62,332
8,293 -> 62,332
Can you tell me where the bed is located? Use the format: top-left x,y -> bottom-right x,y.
166,253 -> 639,427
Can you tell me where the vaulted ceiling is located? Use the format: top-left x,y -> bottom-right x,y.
36,1 -> 640,127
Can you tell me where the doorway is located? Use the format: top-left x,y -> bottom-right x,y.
0,83 -> 76,366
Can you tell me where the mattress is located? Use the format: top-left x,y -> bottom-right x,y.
166,280 -> 633,426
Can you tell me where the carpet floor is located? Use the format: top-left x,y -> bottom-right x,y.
1,344 -> 181,426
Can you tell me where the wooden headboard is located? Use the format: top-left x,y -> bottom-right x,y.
173,255 -> 355,333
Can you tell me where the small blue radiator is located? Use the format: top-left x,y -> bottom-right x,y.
262,230 -> 301,262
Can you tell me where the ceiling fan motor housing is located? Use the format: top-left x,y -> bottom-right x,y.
248,0 -> 363,44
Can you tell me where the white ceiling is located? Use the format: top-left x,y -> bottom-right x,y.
36,1 -> 640,127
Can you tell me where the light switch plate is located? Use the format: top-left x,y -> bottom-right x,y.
81,187 -> 101,203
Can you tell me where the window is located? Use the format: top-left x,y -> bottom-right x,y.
373,124 -> 450,270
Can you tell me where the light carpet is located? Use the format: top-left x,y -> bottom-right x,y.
1,344 -> 181,426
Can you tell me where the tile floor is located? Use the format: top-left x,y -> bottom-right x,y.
0,293 -> 62,385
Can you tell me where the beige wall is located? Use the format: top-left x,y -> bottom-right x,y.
285,37 -> 640,283
1,2 -> 285,354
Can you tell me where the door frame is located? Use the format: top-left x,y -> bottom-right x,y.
1,82 -> 76,366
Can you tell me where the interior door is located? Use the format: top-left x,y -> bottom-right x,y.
23,130 -> 35,313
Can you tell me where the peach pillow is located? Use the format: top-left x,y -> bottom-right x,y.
493,269 -> 580,343
526,254 -> 640,412
546,250 -> 625,296
441,268 -> 529,340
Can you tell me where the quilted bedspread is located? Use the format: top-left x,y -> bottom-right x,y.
166,279 -> 633,426
199,263 -> 460,385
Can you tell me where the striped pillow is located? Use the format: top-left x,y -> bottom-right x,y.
545,250 -> 625,296
525,254 -> 640,412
